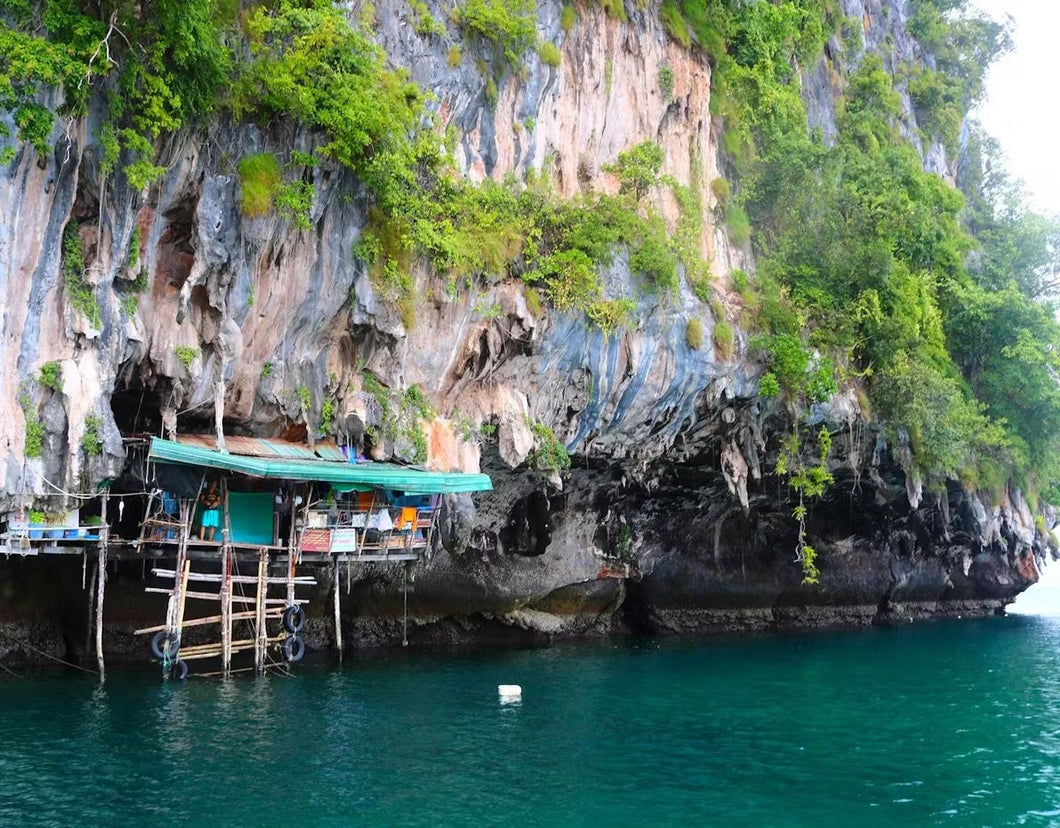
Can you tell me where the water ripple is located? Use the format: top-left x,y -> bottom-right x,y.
2,617 -> 1060,826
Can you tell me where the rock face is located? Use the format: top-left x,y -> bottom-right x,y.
0,0 -> 1053,662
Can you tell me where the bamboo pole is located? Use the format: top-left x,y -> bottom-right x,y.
176,558 -> 190,641
221,481 -> 232,677
138,489 -> 156,547
95,491 -> 108,681
332,554 -> 342,662
180,634 -> 287,655
84,555 -> 97,668
165,499 -> 192,648
168,590 -> 305,605
150,569 -> 316,585
286,485 -> 309,608
254,548 -> 267,675
221,545 -> 232,677
134,608 -> 283,636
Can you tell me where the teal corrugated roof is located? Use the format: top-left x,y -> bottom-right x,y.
149,438 -> 492,494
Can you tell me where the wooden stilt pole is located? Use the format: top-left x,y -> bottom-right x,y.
286,547 -> 297,610
221,481 -> 233,677
332,554 -> 342,662
162,498 -> 194,676
138,489 -> 156,546
402,561 -> 409,648
95,491 -> 109,681
254,548 -> 267,675
85,555 -> 97,666
221,546 -> 232,677
176,558 -> 190,645
285,488 -> 299,609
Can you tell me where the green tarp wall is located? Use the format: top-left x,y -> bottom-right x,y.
227,492 -> 274,545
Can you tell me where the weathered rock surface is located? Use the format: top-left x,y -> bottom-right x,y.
0,0 -> 1054,665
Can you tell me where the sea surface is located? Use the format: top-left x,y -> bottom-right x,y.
3,613 -> 1060,827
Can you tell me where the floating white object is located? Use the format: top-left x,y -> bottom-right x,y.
498,684 -> 522,700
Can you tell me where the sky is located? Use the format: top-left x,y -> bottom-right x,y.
973,0 -> 1060,216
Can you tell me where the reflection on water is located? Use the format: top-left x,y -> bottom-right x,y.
3,618 -> 1060,826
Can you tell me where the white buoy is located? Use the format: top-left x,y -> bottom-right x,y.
498,684 -> 522,701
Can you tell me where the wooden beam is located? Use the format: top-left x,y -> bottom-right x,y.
150,569 -> 316,586
134,608 -> 282,636
179,634 -> 287,655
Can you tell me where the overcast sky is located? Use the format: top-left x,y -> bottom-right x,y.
973,0 -> 1060,215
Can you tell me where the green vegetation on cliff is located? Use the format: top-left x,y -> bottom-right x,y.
0,0 -> 230,184
665,0 -> 1060,503
3,0 -> 1059,507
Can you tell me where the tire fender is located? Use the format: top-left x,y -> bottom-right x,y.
150,630 -> 180,661
283,635 -> 305,663
283,604 -> 307,634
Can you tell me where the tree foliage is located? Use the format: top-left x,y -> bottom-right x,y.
0,0 -> 230,181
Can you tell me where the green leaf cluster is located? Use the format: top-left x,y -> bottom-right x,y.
603,140 -> 663,201
2,0 -> 231,185
775,426 -> 833,585
237,153 -> 281,218
352,135 -> 688,331
407,0 -> 444,37
234,0 -> 423,190
527,421 -> 570,472
174,345 -> 199,370
454,0 -> 537,67
39,360 -> 62,391
81,414 -> 102,456
360,374 -> 435,463
658,65 -> 674,101
61,221 -> 101,327
18,379 -> 43,457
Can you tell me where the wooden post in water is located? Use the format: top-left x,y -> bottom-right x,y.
284,489 -> 298,611
332,554 -> 342,662
254,548 -> 267,675
85,555 -> 97,669
95,491 -> 109,681
220,482 -> 233,677
161,498 -> 194,676
177,558 -> 190,641
220,546 -> 232,677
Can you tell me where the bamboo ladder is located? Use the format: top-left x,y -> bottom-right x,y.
135,482 -> 315,677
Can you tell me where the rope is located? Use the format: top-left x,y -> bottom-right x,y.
21,464 -> 158,501
176,398 -> 212,417
0,631 -> 98,674
0,661 -> 21,678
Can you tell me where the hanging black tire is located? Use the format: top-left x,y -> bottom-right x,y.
172,659 -> 189,680
283,604 -> 307,634
150,630 -> 180,661
283,635 -> 305,663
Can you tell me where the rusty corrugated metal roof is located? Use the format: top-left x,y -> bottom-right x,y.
175,435 -> 346,462
151,438 -> 492,493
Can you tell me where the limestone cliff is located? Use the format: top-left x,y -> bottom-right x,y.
0,0 -> 1052,661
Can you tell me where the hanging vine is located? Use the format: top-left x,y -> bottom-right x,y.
775,425 -> 833,584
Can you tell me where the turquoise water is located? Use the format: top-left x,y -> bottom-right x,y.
3,616 -> 1060,826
